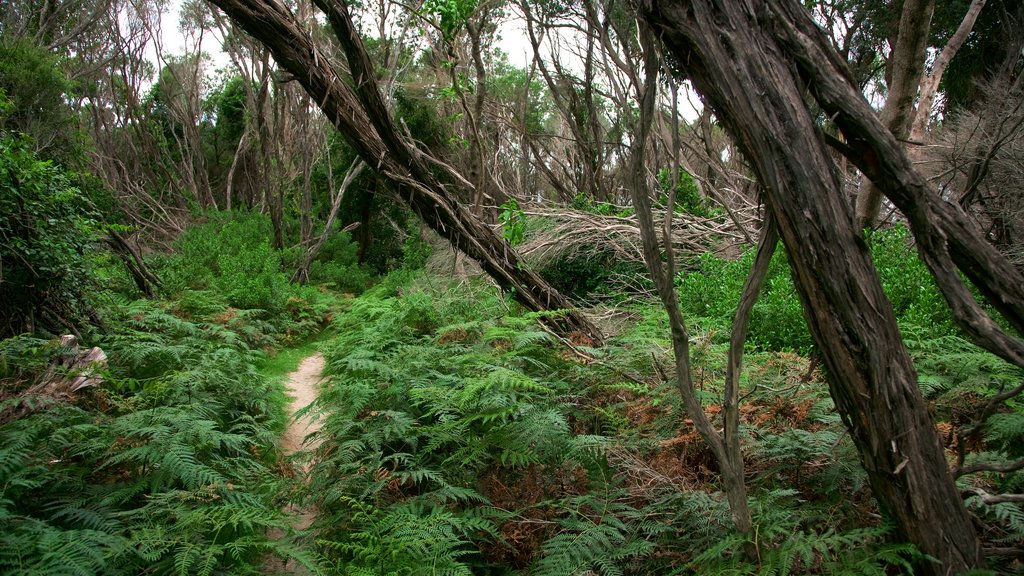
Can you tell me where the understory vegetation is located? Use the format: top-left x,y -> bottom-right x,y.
293,223 -> 1023,575
0,212 -> 341,574
3,0 -> 1023,569
2,201 -> 1022,575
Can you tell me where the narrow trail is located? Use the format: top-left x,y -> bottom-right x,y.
265,353 -> 326,575
280,353 -> 326,455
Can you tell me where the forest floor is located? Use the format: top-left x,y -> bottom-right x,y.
265,353 -> 325,575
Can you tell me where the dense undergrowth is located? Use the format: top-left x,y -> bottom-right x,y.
293,222 -> 1022,575
0,212 -> 345,575
1,207 -> 1021,575
297,276 -> 887,575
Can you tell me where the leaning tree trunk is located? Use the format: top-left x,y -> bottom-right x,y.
204,0 -> 601,342
634,0 -> 984,573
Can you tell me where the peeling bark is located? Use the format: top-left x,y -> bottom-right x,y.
634,0 -> 988,572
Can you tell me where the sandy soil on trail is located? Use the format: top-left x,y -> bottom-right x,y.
280,353 -> 326,454
264,353 -> 325,575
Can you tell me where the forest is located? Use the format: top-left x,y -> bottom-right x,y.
1,0 -> 1022,574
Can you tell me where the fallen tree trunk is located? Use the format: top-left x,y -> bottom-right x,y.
32,335 -> 107,396
106,230 -> 161,298
204,0 -> 602,342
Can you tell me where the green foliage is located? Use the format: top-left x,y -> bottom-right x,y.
488,62 -> 554,136
211,75 -> 249,144
656,168 -> 718,218
290,270 -> 932,575
0,286 -> 320,575
222,240 -> 288,310
676,246 -> 812,353
394,87 -> 449,153
693,498 -> 918,576
529,214 -> 649,302
570,193 -> 635,218
307,229 -> 374,294
676,225 -> 959,353
868,226 -> 955,338
536,252 -> 623,301
0,38 -> 81,164
499,198 -> 526,246
402,221 -> 433,270
303,273 -> 639,573
421,0 -> 478,40
0,126 -> 100,338
153,211 -> 335,345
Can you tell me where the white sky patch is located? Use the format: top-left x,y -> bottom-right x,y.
495,17 -> 531,69
154,0 -> 700,121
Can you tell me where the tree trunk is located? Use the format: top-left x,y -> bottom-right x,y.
106,230 -> 162,298
627,28 -> 755,547
634,1 -> 984,573
205,0 -> 602,342
854,0 -> 935,230
908,0 -> 987,147
293,159 -> 366,284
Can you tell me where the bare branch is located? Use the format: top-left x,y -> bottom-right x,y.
963,487 -> 1024,504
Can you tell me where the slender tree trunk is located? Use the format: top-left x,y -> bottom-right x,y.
908,0 -> 987,148
627,28 -> 755,548
225,128 -> 249,211
293,159 -> 366,284
255,55 -> 284,250
634,1 -> 984,573
205,0 -> 602,342
854,0 -> 934,230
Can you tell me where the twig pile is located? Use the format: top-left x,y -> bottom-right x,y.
517,205 -> 761,270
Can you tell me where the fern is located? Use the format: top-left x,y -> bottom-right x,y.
965,495 -> 1024,545
690,492 -> 917,576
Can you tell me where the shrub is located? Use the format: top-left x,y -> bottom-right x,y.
676,247 -> 811,352
656,168 -> 718,218
535,251 -> 648,303
870,226 -> 956,338
0,128 -> 100,338
216,240 -> 287,311
306,229 -> 374,293
676,225 -> 959,353
160,211 -> 275,294
153,211 -> 336,344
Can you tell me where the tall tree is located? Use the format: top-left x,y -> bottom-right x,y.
907,0 -> 987,147
623,26 -> 759,549
633,0 -> 1024,572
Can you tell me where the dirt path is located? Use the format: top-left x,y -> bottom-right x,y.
265,353 -> 325,574
280,353 -> 326,454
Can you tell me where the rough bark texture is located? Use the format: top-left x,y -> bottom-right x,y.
204,0 -> 602,342
771,2 -> 1024,366
723,212 -> 777,537
635,0 -> 984,573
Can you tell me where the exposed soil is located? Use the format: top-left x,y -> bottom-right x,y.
280,353 -> 326,454
264,353 -> 325,575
